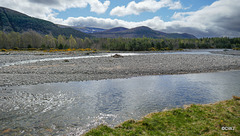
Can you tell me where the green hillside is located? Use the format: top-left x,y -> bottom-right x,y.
0,7 -> 91,38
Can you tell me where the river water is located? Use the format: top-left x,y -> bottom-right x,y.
1,70 -> 240,135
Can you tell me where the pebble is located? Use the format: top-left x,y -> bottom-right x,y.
0,51 -> 240,87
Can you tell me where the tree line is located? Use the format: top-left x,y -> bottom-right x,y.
1,30 -> 240,51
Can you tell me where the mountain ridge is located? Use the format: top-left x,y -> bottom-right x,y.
0,7 -> 196,39
102,27 -> 129,33
91,26 -> 196,39
0,7 -> 91,38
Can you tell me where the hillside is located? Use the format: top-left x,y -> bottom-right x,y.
0,7 -> 196,39
72,27 -> 106,33
102,27 -> 129,33
0,7 -> 91,38
91,26 -> 196,39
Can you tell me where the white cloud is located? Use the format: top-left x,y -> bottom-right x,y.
0,0 -> 239,37
168,1 -> 182,10
110,0 -> 183,17
59,0 -> 240,37
0,0 -> 110,19
88,0 -> 110,14
61,16 -> 166,30
169,0 -> 240,37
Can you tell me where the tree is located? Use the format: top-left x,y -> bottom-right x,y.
29,30 -> 43,48
21,31 -> 33,48
44,34 -> 56,48
76,38 -> 84,48
0,31 -> 8,48
83,37 -> 92,48
68,35 -> 77,48
57,35 -> 65,46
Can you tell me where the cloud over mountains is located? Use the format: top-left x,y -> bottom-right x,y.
57,0 -> 240,37
0,0 -> 240,37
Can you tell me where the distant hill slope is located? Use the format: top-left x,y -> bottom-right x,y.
72,27 -> 106,33
102,27 -> 129,33
91,26 -> 196,39
0,7 -> 91,38
0,7 -> 195,39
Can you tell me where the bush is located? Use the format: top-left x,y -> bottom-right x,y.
58,44 -> 64,49
39,48 -> 45,51
27,44 -> 32,48
149,47 -> 157,51
27,48 -> 37,51
13,47 -> 19,50
233,47 -> 240,50
41,44 -> 46,49
1,49 -> 7,52
176,48 -> 184,51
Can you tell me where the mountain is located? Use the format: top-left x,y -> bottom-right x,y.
91,26 -> 196,39
57,25 -> 106,33
72,27 -> 106,33
102,27 -> 129,33
0,7 -> 91,38
0,7 -> 195,39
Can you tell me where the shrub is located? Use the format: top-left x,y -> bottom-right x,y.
176,48 -> 184,51
233,47 -> 240,50
41,44 -> 46,49
28,48 -> 37,51
1,49 -> 7,52
149,47 -> 157,51
85,48 -> 92,51
58,44 -> 64,49
27,44 -> 32,48
39,48 -> 45,51
13,47 -> 19,50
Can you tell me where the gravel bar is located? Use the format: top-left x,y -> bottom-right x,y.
210,50 -> 240,56
0,53 -> 240,87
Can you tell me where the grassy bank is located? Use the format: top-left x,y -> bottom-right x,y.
85,96 -> 240,136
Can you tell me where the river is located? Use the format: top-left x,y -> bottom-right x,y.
1,70 -> 240,135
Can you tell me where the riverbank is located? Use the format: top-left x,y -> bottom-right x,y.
0,51 -> 240,86
84,96 -> 240,136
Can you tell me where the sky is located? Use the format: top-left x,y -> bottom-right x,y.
0,0 -> 240,38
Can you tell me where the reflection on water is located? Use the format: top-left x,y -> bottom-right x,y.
0,70 -> 240,135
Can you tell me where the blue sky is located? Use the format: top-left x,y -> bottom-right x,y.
55,0 -> 216,22
0,0 -> 239,37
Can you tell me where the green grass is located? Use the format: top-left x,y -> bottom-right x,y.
84,96 -> 240,136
